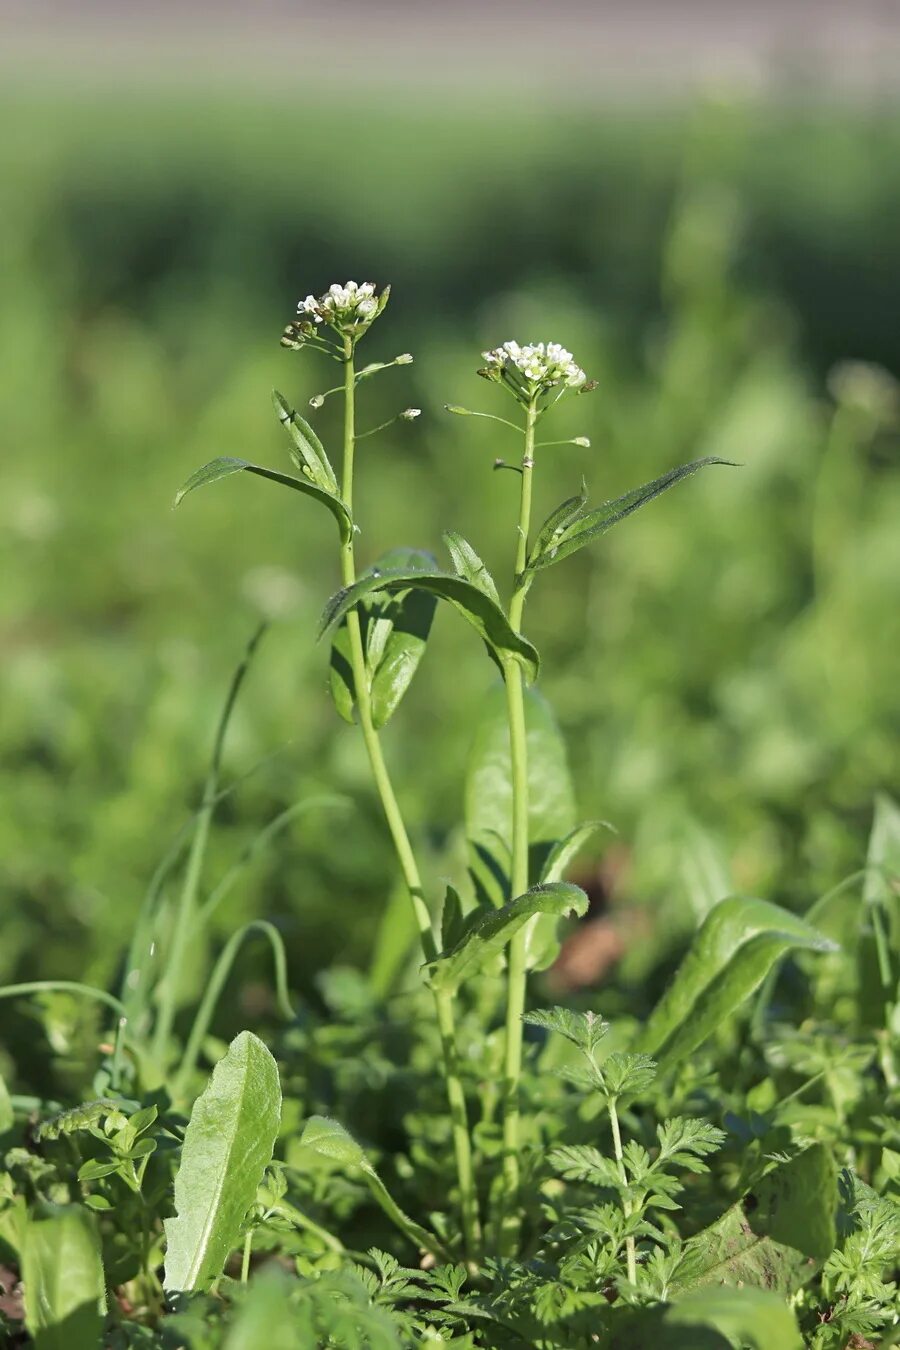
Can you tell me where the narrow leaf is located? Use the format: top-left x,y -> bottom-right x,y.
526,458 -> 735,573
540,819 -> 615,884
319,569 -> 539,682
443,531 -> 501,604
425,882 -> 588,992
23,1203 -> 106,1350
164,1030 -> 281,1292
175,457 -> 352,543
529,481 -> 588,566
637,896 -> 837,1071
272,389 -> 338,493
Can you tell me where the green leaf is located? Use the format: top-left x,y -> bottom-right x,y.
526,457 -> 735,573
174,457 -> 352,543
539,819 -> 615,884
465,685 -> 577,967
298,1115 -> 367,1170
636,896 -> 837,1071
522,1006 -> 610,1055
223,1271 -> 301,1350
425,882 -> 588,992
319,568 -> 539,682
440,883 -> 467,952
666,1287 -> 803,1350
329,549 -> 438,729
23,1203 -> 106,1350
272,389 -> 338,493
0,1072 -> 12,1134
528,481 -> 588,567
164,1030 -> 281,1292
443,531 -> 501,604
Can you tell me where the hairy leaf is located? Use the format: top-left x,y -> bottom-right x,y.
637,896 -> 837,1071
540,819 -> 615,884
529,481 -> 588,566
299,1115 -> 367,1170
23,1203 -> 106,1350
174,457 -> 352,543
164,1031 -> 281,1292
526,457 -> 735,573
425,882 -> 588,992
320,570 -> 539,682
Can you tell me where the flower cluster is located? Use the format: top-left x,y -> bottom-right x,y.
281,281 -> 390,350
480,340 -> 589,401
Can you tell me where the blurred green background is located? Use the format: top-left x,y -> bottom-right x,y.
1,72 -> 899,1036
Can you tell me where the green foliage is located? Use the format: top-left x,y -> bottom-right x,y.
164,1032 -> 281,1292
174,456 -> 353,542
22,1203 -> 106,1349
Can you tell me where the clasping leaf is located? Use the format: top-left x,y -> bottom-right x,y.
175,456 -> 352,544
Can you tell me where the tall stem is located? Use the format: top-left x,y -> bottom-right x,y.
338,340 -> 480,1258
609,1097 -> 637,1283
498,399 -> 537,1249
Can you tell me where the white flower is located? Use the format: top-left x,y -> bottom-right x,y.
481,340 -> 587,391
400,408 -> 421,420
296,280 -> 384,329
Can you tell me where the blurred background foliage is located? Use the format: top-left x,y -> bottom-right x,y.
1,86 -> 898,1054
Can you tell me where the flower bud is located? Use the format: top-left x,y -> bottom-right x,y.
308,394 -> 325,410
395,353 -> 414,365
400,408 -> 421,420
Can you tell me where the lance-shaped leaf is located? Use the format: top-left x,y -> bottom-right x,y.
272,389 -> 338,493
425,882 -> 588,992
320,569 -> 539,682
329,549 -> 438,729
443,531 -> 501,604
526,457 -> 735,573
164,1030 -> 281,1292
540,820 -> 615,884
465,686 -> 581,966
23,1203 -> 106,1350
637,896 -> 837,1072
529,481 -> 588,568
175,457 -> 352,543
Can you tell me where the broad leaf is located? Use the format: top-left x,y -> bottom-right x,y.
223,1271 -> 301,1350
320,569 -> 539,682
175,457 -> 352,543
23,1203 -> 106,1350
164,1030 -> 281,1292
329,549 -> 438,729
666,1287 -> 803,1350
443,530 -> 501,604
526,457 -> 735,573
681,1147 -> 837,1297
272,389 -> 338,493
637,896 -> 837,1071
425,882 -> 588,992
465,685 -> 578,968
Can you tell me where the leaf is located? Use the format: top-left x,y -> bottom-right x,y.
319,569 -> 539,683
223,1271 -> 301,1350
174,457 -> 352,543
272,389 -> 338,493
636,896 -> 837,1071
679,1147 -> 837,1300
665,1287 -> 803,1350
329,549 -> 438,729
465,685 -> 577,967
425,882 -> 588,992
528,481 -> 588,567
299,1115 -> 367,1170
0,1072 -> 12,1134
164,1031 -> 281,1292
23,1203 -> 106,1350
443,531 -> 501,604
522,1006 -> 610,1055
440,883 -> 467,952
526,457 -> 735,573
540,819 -> 615,884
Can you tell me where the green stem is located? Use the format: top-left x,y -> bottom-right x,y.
609,1097 -> 637,1284
241,1228 -> 253,1283
498,399 -> 537,1251
338,340 -> 480,1260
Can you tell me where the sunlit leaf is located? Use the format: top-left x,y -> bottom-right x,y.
175,457 -> 352,543
272,388 -> 338,493
164,1031 -> 281,1292
23,1203 -> 106,1350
